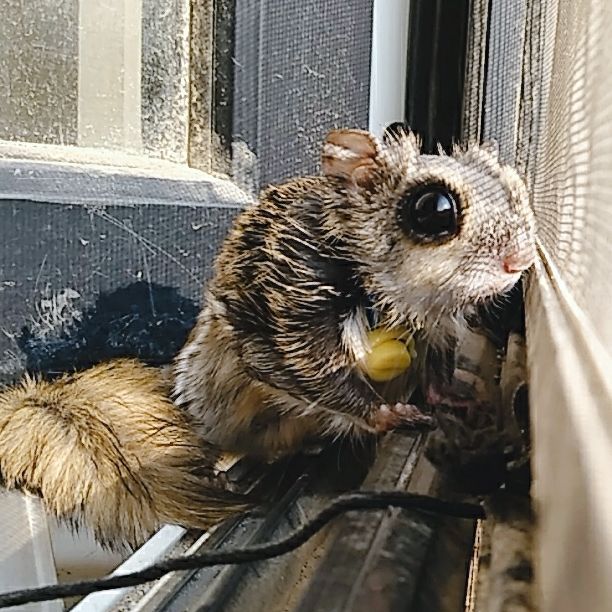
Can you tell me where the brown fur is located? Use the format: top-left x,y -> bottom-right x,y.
174,128 -> 537,460
0,128 -> 537,549
0,359 -> 248,550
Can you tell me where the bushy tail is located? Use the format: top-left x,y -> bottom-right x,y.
0,359 -> 250,550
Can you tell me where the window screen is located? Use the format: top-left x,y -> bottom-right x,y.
467,1 -> 612,611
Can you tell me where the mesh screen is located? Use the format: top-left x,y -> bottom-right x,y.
0,0 -> 375,382
529,2 -> 612,334
474,1 -> 612,610
480,0 -> 612,343
232,1 -> 374,191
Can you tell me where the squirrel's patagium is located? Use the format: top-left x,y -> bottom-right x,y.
0,128 -> 536,549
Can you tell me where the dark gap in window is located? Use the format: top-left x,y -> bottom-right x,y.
405,0 -> 470,153
212,0 -> 237,174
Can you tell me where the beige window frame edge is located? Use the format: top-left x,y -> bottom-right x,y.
526,244 -> 612,612
0,139 -> 252,209
0,140 -> 219,183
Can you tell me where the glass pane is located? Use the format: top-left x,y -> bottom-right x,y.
0,0 -> 191,163
0,0 -> 79,145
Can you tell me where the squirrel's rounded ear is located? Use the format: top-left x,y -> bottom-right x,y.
321,129 -> 381,187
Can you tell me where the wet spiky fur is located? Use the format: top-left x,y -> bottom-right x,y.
0,359 -> 248,550
174,128 -> 536,460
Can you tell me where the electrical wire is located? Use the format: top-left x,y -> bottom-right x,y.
0,489 -> 484,609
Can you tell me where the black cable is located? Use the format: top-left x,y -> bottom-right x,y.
0,490 -> 485,609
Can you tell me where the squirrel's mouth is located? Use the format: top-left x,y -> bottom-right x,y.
418,279 -> 523,321
461,269 -> 527,304
493,271 -> 525,296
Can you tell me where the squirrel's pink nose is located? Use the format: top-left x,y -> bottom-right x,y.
503,253 -> 534,274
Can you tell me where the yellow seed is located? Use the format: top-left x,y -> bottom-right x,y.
362,339 -> 412,382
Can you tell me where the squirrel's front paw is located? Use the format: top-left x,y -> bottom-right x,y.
370,402 -> 436,432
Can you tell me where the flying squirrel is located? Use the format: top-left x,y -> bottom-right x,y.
0,128 -> 536,550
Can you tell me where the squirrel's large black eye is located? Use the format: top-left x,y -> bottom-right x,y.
399,186 -> 459,240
